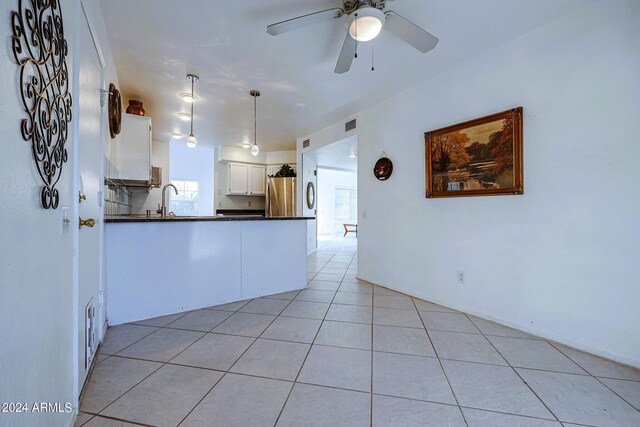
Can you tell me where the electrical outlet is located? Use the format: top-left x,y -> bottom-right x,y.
362,209 -> 367,219
218,202 -> 222,207
248,201 -> 252,207
456,270 -> 465,284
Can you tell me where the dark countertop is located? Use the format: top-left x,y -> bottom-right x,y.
105,215 -> 315,223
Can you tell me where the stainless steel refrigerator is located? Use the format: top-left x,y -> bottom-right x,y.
266,177 -> 296,217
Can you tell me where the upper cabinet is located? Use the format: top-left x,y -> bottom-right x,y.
227,163 -> 248,195
226,163 -> 265,196
117,114 -> 152,181
249,165 -> 266,196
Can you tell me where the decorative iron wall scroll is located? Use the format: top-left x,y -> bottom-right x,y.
11,0 -> 73,209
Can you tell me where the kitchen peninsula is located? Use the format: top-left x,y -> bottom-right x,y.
105,216 -> 312,324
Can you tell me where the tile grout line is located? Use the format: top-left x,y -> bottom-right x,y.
549,342 -> 640,414
274,242 -> 356,426
411,297 -> 469,427
462,312 -> 562,423
93,300 -> 257,425
175,291 -> 304,426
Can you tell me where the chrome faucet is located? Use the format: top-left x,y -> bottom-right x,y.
159,184 -> 178,217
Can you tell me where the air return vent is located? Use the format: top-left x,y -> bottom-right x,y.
303,139 -> 310,148
345,119 -> 357,132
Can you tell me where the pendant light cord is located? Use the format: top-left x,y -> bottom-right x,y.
190,78 -> 194,136
253,94 -> 257,147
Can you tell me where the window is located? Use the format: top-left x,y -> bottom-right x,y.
335,187 -> 357,220
170,180 -> 199,216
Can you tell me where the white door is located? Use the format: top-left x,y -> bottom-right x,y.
76,5 -> 105,392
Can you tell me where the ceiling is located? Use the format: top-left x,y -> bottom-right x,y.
100,0 -> 586,152
308,135 -> 358,171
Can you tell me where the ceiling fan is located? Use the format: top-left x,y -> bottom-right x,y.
266,0 -> 439,74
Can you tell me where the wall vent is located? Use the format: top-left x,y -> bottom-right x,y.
345,119 -> 357,132
85,299 -> 96,369
303,139 -> 310,148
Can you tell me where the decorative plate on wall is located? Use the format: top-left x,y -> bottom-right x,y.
306,182 -> 315,209
374,156 -> 393,180
108,83 -> 122,138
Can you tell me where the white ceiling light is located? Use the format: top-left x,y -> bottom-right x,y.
250,90 -> 261,156
346,6 -> 385,42
185,74 -> 199,148
180,92 -> 198,103
170,131 -> 183,139
178,112 -> 191,121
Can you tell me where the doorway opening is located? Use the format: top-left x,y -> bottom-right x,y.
305,135 -> 358,249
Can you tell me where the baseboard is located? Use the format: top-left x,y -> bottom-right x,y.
356,275 -> 640,369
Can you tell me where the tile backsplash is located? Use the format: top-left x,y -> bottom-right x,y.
104,156 -> 131,216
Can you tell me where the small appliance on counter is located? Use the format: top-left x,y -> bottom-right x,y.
266,164 -> 296,217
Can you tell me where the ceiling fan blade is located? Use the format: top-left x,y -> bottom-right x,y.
334,32 -> 356,74
384,11 -> 439,53
267,8 -> 344,36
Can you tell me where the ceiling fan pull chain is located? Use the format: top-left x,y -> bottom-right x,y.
371,40 -> 375,71
354,13 -> 358,58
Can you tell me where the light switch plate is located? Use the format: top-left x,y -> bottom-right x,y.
61,207 -> 70,234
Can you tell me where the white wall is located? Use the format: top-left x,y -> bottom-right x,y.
170,142 -> 214,215
299,1 -> 640,366
129,139 -> 170,214
0,0 -> 75,418
0,0 -> 119,425
317,168 -> 358,235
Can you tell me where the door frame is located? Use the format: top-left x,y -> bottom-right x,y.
72,0 -> 107,407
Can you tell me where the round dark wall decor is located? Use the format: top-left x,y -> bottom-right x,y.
11,0 -> 73,209
374,156 -> 393,181
108,83 -> 122,138
306,182 -> 315,209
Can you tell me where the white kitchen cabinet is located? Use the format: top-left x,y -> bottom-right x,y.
249,165 -> 266,195
227,163 -> 248,195
117,114 -> 152,181
226,162 -> 266,196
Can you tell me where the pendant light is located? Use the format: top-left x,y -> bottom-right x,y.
186,74 -> 199,148
250,90 -> 261,156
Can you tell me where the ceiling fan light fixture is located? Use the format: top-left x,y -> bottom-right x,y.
347,6 -> 385,42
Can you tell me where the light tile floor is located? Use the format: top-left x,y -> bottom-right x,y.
77,235 -> 640,427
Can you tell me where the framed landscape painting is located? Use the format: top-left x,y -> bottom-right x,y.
425,107 -> 523,198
